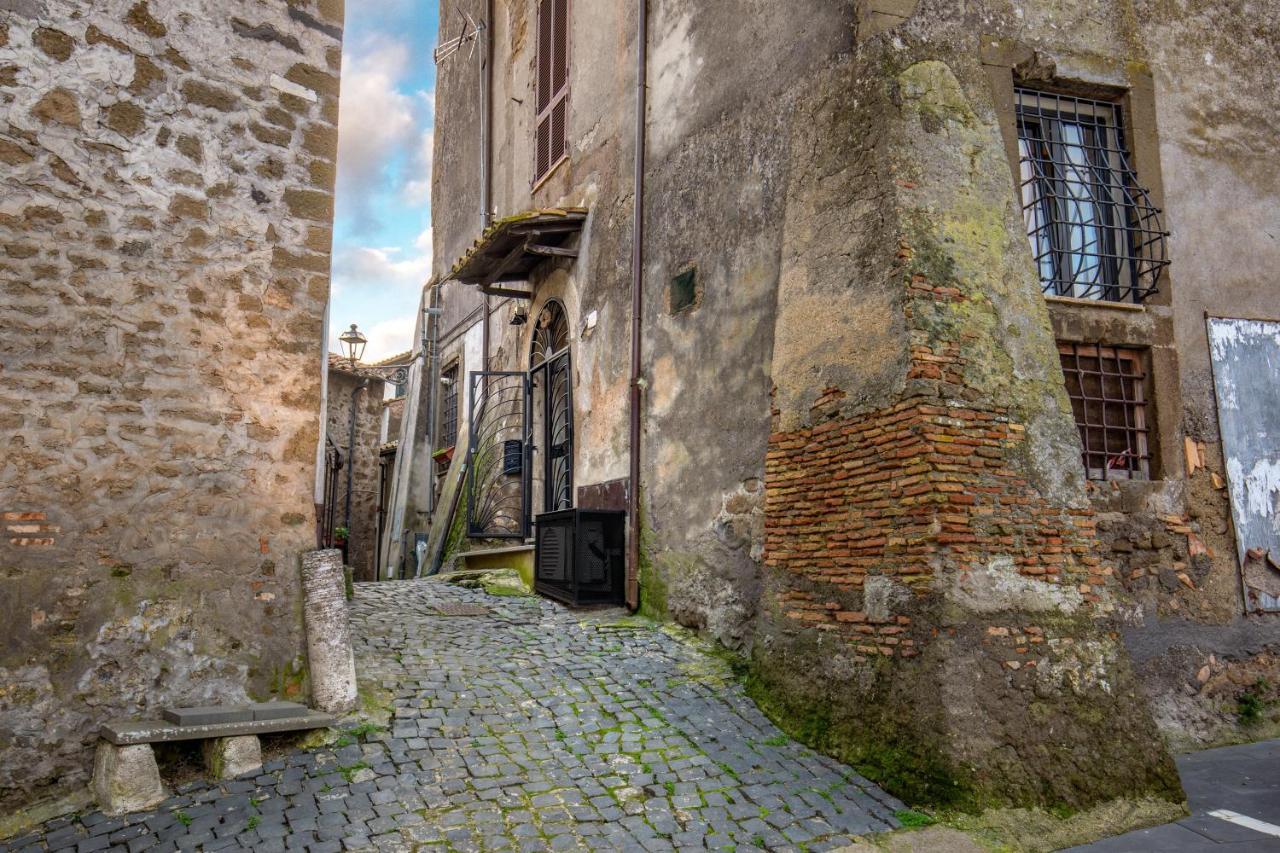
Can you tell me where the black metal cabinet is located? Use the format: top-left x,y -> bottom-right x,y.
534,509 -> 626,606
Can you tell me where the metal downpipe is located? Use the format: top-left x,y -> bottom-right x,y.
480,0 -> 493,377
627,0 -> 648,610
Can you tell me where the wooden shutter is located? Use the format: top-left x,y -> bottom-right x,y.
535,0 -> 569,183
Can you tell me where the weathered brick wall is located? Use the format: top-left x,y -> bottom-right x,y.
765,282 -> 1113,664
760,249 -> 1178,809
0,0 -> 342,812
325,370 -> 385,581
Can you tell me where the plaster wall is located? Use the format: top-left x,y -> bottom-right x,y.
0,0 -> 343,811
1127,0 -> 1280,746
978,0 -> 1280,748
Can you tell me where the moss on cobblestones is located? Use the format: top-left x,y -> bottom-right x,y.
11,583 -> 912,850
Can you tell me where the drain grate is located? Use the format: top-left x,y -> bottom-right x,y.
431,603 -> 491,617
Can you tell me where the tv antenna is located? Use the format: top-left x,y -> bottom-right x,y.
433,9 -> 484,65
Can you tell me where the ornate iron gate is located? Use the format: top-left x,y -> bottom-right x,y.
529,300 -> 573,515
541,350 -> 573,512
466,371 -> 530,538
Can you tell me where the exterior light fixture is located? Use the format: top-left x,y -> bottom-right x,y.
339,323 -> 368,367
510,308 -> 528,326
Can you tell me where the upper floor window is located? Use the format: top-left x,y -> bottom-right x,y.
439,364 -> 459,450
1016,88 -> 1168,303
534,0 -> 569,184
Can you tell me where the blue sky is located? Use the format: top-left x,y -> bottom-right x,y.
329,0 -> 439,362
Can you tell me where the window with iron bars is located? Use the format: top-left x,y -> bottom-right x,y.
1058,342 -> 1152,481
1016,88 -> 1169,303
438,364 -> 459,450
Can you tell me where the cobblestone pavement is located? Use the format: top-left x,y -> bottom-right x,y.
4,581 -> 903,852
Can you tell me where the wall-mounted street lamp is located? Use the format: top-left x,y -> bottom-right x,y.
337,323 -> 411,385
339,323 -> 368,368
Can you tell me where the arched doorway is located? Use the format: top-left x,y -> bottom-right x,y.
529,300 -> 573,518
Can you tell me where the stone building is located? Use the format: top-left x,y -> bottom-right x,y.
388,0 -> 1280,812
322,355 -> 386,582
0,0 -> 343,815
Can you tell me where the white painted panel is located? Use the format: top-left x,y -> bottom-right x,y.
1208,317 -> 1280,611
462,320 -> 485,436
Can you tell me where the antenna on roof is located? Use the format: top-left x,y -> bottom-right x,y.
433,10 -> 483,65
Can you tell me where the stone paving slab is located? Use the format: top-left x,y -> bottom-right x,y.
3,580 -> 903,851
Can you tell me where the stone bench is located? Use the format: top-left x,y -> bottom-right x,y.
94,702 -> 335,815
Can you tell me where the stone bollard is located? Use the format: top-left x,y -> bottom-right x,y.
301,548 -> 357,714
92,741 -> 165,815
202,735 -> 262,780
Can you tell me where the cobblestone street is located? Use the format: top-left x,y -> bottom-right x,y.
4,581 -> 903,852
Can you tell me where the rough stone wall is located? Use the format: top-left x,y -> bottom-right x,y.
0,0 -> 343,812
325,369 -> 384,581
383,396 -> 404,445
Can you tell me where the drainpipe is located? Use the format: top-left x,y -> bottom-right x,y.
423,281 -> 444,515
480,0 -> 494,374
626,0 -> 649,610
343,379 -> 367,568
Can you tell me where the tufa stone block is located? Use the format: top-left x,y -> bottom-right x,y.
250,700 -> 308,721
162,705 -> 253,726
201,735 -> 262,780
92,741 -> 165,815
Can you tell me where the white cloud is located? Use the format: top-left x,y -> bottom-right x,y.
336,38 -> 423,232
413,227 -> 432,256
401,127 -> 435,207
331,244 -> 431,297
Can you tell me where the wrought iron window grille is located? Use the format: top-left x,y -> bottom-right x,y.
1016,88 -> 1169,303
1058,342 -> 1152,481
439,364 -> 459,450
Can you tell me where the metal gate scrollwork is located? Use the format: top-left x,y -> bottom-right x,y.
466,371 -> 529,539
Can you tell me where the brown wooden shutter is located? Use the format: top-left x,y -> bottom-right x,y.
534,0 -> 569,183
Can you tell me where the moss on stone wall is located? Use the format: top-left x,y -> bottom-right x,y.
745,648 -> 976,809
636,505 -> 668,621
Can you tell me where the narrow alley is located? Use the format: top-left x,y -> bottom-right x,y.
3,583 -> 903,852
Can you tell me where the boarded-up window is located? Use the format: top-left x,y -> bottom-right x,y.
535,0 -> 569,184
1058,343 -> 1151,480
1208,318 -> 1280,612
